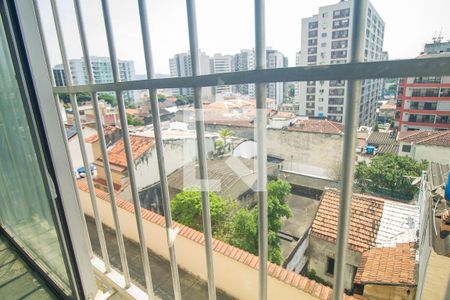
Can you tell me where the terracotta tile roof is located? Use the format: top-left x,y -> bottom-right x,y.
397,130 -> 450,147
76,180 -> 356,300
311,189 -> 419,253
311,189 -> 384,252
85,126 -> 120,143
289,119 -> 344,135
354,243 -> 416,286
367,132 -> 398,146
96,135 -> 155,170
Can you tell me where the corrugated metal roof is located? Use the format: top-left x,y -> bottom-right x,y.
428,162 -> 450,190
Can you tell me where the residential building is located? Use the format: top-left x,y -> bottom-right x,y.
52,56 -> 136,101
266,48 -> 288,106
365,130 -> 399,155
294,51 -> 302,98
211,53 -> 234,95
397,130 -> 450,164
53,64 -> 65,86
306,189 -> 419,291
424,37 -> 450,54
4,1 -> 450,299
353,243 -> 416,300
168,51 -> 213,99
233,49 -> 256,97
297,0 -> 385,125
92,131 -> 216,213
395,53 -> 450,131
168,157 -> 279,207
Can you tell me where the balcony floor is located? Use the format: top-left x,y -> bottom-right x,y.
86,216 -> 235,300
0,233 -> 57,300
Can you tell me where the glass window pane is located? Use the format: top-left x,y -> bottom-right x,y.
0,14 -> 72,295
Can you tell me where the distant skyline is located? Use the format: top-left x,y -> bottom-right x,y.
37,0 -> 450,75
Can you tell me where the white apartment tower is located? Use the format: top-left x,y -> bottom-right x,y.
266,48 -> 288,106
53,57 -> 136,101
169,51 -> 212,100
296,0 -> 385,125
233,48 -> 287,105
211,54 -> 234,95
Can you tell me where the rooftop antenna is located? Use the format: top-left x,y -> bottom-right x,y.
432,30 -> 443,44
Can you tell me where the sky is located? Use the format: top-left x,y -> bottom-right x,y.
38,0 -> 450,76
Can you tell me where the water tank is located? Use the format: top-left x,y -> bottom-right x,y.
445,171 -> 450,200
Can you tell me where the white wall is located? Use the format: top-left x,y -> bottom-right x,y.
134,137 -> 215,190
68,127 -> 96,170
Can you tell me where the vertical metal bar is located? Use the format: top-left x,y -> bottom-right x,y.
137,1 -> 182,299
72,0 -> 131,287
332,1 -> 367,299
31,0 -> 94,258
254,1 -> 268,299
49,0 -> 111,272
185,1 -> 217,299
99,0 -> 156,298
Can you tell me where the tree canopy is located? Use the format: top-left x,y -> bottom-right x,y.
58,92 -> 117,107
126,113 -> 144,126
170,179 -> 292,265
355,153 -> 427,199
171,188 -> 235,236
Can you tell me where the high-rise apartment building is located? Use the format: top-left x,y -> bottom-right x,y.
233,48 -> 287,105
395,52 -> 450,131
210,53 -> 234,95
233,49 -> 256,98
296,0 -> 385,125
266,48 -> 288,106
169,51 -> 212,99
52,56 -> 136,101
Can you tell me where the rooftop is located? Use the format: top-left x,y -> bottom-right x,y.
397,130 -> 450,147
96,135 -> 155,170
367,131 -> 398,146
311,189 -> 419,252
289,119 -> 344,135
85,125 -> 120,143
354,243 -> 416,286
168,157 -> 258,196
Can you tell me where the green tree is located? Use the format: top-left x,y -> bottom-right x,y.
126,113 -> 144,126
158,94 -> 167,102
373,123 -> 379,132
98,93 -> 117,106
171,189 -> 235,236
224,180 -> 292,264
355,153 -> 427,199
58,92 -> 91,104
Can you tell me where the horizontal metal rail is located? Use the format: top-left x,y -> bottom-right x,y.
53,56 -> 450,94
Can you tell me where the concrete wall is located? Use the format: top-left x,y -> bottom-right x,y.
205,123 -> 254,140
398,142 -> 450,165
204,124 -> 344,178
280,170 -> 339,192
134,137 -> 215,191
413,144 -> 450,165
268,129 -> 343,178
78,188 -> 320,300
68,127 -> 96,170
362,284 -> 415,300
306,236 -> 361,291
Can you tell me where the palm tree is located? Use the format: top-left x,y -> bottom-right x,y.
218,128 -> 233,153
